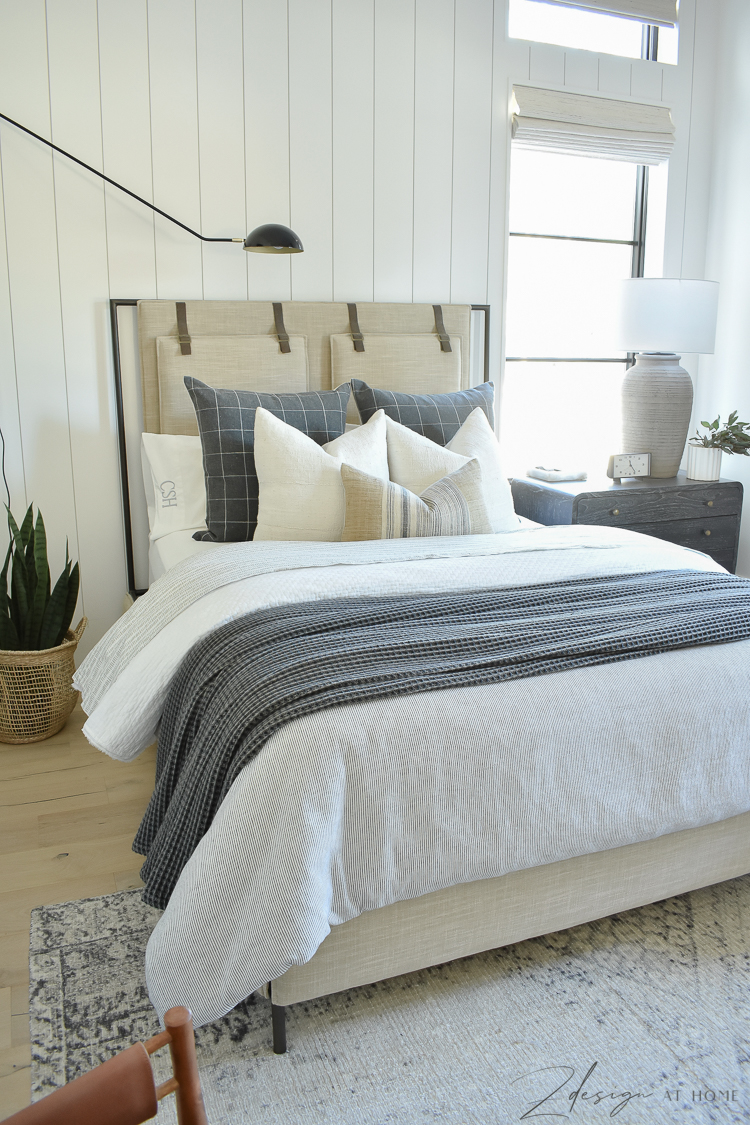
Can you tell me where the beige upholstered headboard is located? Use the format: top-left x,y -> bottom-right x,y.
113,298 -> 487,594
137,300 -> 474,435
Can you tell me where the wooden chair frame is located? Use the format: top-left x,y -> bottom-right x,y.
5,1006 -> 208,1125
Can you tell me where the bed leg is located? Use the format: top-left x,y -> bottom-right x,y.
271,1003 -> 287,1054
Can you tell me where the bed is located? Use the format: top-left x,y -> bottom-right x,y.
82,299 -> 750,1050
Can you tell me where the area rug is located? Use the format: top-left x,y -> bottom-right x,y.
29,878 -> 749,1124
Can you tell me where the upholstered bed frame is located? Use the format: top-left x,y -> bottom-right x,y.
110,298 -> 750,1052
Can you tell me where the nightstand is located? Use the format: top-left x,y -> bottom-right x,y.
510,471 -> 743,573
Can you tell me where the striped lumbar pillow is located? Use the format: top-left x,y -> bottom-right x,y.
341,459 -> 491,541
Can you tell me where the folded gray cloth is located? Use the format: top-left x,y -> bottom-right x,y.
134,569 -> 750,907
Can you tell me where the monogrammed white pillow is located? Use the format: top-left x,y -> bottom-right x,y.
141,432 -> 207,542
254,407 -> 389,541
385,408 -> 517,533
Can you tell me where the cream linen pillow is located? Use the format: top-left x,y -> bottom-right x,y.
385,408 -> 517,533
254,407 -> 388,541
341,460 -> 491,541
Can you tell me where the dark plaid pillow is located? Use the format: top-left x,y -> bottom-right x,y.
185,377 -> 350,542
351,379 -> 494,446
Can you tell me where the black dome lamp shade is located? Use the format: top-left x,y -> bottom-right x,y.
0,111 -> 304,254
243,223 -> 303,253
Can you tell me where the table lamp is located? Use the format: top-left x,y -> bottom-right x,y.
616,278 -> 719,477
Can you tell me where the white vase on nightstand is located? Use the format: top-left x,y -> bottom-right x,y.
621,353 -> 693,478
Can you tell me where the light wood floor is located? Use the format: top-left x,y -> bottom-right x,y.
0,706 -> 156,1118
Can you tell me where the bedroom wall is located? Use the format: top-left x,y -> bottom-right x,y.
0,0 -> 711,651
691,0 -> 750,576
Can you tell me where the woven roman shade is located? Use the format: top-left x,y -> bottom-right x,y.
539,0 -> 677,26
511,85 -> 675,164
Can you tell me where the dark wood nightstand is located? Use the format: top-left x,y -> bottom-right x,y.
510,471 -> 743,573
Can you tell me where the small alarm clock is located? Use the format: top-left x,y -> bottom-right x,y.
607,453 -> 651,482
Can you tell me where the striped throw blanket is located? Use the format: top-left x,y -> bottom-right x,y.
135,569 -> 750,908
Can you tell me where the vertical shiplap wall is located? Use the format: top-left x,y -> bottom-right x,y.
0,0 -> 706,649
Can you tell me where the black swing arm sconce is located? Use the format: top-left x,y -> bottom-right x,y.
0,110 -> 303,254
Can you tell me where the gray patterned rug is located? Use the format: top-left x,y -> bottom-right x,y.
29,878 -> 750,1124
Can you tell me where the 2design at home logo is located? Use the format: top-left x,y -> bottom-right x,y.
511,1061 -> 741,1118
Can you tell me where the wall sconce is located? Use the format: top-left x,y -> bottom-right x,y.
0,111 -> 303,254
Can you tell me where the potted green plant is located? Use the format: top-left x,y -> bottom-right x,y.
0,504 -> 85,744
686,411 -> 750,481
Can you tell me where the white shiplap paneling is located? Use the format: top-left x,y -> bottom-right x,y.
597,53 -> 632,94
196,0 -> 248,299
288,0 -> 334,302
529,41 -> 565,85
563,48 -> 599,90
0,0 -> 79,583
630,56 -> 664,101
97,0 -> 157,301
0,138 -> 27,525
412,0 -> 455,303
332,0 -> 374,302
147,0 -> 203,300
47,0 -> 126,636
450,0 -> 494,304
373,0 -> 415,303
243,0 -> 292,302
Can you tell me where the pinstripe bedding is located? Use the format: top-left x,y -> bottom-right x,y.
137,570 -> 750,910
75,528 -> 750,1027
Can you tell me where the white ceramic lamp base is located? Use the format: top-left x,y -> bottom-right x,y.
621,353 -> 693,478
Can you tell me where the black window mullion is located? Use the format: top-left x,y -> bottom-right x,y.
505,358 -> 627,363
509,231 -> 636,247
631,166 -> 649,279
625,22 -> 658,366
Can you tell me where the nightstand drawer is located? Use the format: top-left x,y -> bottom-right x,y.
509,474 -> 743,575
626,515 -> 739,556
575,482 -> 742,526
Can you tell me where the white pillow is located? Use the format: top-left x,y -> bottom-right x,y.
141,432 -> 206,542
385,409 -> 517,533
254,407 -> 389,541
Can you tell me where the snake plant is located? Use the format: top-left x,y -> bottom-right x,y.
0,504 -> 79,651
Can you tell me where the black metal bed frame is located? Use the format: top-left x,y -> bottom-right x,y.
110,299 -> 492,601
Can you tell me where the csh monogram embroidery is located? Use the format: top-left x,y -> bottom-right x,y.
159,479 -> 178,508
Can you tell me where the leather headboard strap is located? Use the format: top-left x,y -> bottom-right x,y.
176,302 -> 191,356
347,303 -> 365,352
433,304 -> 452,353
272,302 -> 291,354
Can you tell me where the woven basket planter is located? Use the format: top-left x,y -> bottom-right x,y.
0,617 -> 87,744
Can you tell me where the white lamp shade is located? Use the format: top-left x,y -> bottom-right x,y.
616,278 -> 719,354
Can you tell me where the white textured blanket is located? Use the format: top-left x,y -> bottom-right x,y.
78,526 -> 712,760
78,528 -> 625,715
76,527 -> 749,1028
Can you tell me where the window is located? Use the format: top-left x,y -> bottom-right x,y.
509,0 -> 678,63
501,148 -> 668,475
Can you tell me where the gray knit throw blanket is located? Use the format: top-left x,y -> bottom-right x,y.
134,569 -> 750,908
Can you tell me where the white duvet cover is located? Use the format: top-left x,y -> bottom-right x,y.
76,528 -> 750,1027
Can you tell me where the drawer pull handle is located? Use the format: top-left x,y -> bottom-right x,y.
704,529 -> 712,536
707,500 -> 714,507
612,509 -> 620,516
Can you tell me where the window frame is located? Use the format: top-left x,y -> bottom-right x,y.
505,25 -> 660,370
